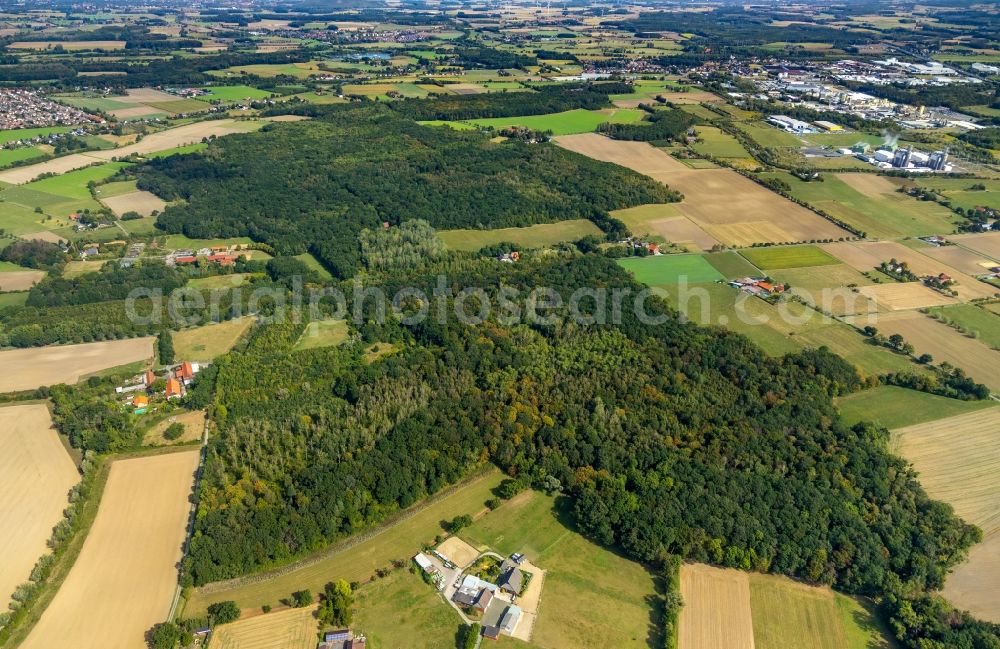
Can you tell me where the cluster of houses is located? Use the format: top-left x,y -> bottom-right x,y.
317,629 -> 365,649
167,246 -> 245,267
728,277 -> 787,299
115,361 -> 200,413
497,251 -> 521,263
621,237 -> 662,255
414,550 -> 527,641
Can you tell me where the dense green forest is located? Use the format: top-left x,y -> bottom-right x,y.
598,106 -> 699,142
25,261 -> 187,307
390,81 -> 633,121
139,105 -> 674,277
185,254 -> 979,608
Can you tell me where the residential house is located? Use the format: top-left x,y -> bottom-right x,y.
497,559 -> 523,595
175,361 -> 199,385
165,378 -> 183,399
317,630 -> 366,649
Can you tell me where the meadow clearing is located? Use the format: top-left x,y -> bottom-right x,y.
353,569 -> 461,649
172,318 -> 255,362
293,319 -> 349,352
461,490 -> 658,649
0,404 -> 78,612
143,409 -> 206,446
894,409 -> 1000,622
835,386 -> 997,429
0,119 -> 259,185
617,254 -> 724,285
185,469 -> 504,617
873,311 -> 1000,391
459,107 -> 646,136
0,337 -> 154,393
703,251 -> 762,279
21,450 -> 200,649
207,605 -> 318,649
690,126 -> 753,160
438,219 -> 602,251
555,134 -> 849,246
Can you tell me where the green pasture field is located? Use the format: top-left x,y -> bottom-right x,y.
208,63 -> 319,79
763,172 -> 959,239
439,219 -> 602,251
117,218 -> 159,237
464,108 -> 645,136
735,122 -> 803,148
791,323 -> 918,377
749,573 -> 895,649
293,252 -> 334,280
926,304 -> 1000,349
0,260 -> 31,272
617,254 -> 724,285
704,251 -> 762,279
0,146 -> 46,168
195,85 -> 275,102
836,385 -> 997,430
462,490 -> 659,649
904,177 -> 1000,212
608,80 -> 690,103
799,133 -> 884,148
291,92 -> 347,105
0,292 -> 28,309
353,569 -> 462,649
0,198 -> 69,234
771,263 -> 872,295
678,104 -> 718,120
0,126 -> 73,145
691,126 -> 751,158
740,245 -> 840,270
173,317 -> 255,362
162,234 -> 253,249
293,319 -> 349,352
183,469 -> 504,617
25,161 -> 129,200
92,180 -> 138,198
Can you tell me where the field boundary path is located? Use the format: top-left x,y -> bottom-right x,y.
195,466 -> 498,596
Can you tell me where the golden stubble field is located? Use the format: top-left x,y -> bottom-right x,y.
0,337 -> 154,393
0,404 -> 78,611
875,311 -> 1000,391
894,408 -> 1000,622
100,190 -> 168,217
555,133 -> 849,247
207,606 -> 319,649
0,120 -> 253,184
823,240 -> 999,301
679,564 -> 756,649
21,450 -> 200,649
0,269 -> 45,291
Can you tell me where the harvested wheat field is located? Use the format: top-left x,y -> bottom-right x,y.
437,536 -> 480,569
921,244 -> 997,276
857,283 -> 958,311
653,216 -> 721,250
835,172 -> 897,197
208,606 -> 319,649
0,269 -> 44,291
0,404 -> 78,611
100,190 -> 167,217
22,450 -> 200,649
0,337 -> 154,393
679,563 -> 755,649
823,240 -> 998,301
877,311 -> 1000,391
0,120 -> 253,184
555,134 -> 849,246
894,408 -> 1000,621
951,231 -> 1000,260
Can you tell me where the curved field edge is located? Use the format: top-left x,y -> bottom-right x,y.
0,445 -> 199,649
183,466 -> 503,617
